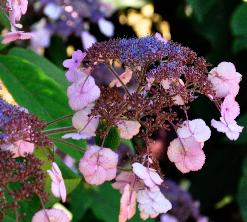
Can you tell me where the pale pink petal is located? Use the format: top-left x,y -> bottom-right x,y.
112,171 -> 143,193
211,118 -> 243,141
172,95 -> 184,105
47,162 -> 67,202
59,180 -> 67,203
220,95 -> 240,123
137,189 -> 172,219
32,209 -> 70,222
109,68 -> 133,88
117,120 -> 141,139
79,146 -> 118,185
67,75 -> 100,111
2,31 -> 32,44
167,137 -> 205,173
177,119 -> 211,143
132,163 -> 163,189
119,184 -> 137,222
208,62 -> 242,98
69,108 -> 99,139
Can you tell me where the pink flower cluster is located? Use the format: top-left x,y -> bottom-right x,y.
167,119 -> 210,173
209,62 -> 243,140
60,42 -> 244,222
2,0 -> 32,44
113,163 -> 172,222
166,62 -> 243,174
63,50 -> 100,140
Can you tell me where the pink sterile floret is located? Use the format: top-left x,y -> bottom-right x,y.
167,137 -> 205,173
63,50 -> 86,71
79,145 -> 118,185
119,184 -> 137,222
211,118 -> 243,141
177,119 -> 211,143
117,120 -> 141,139
67,75 -> 100,111
132,163 -> 163,189
47,162 -> 67,203
220,95 -> 240,123
208,62 -> 242,98
32,209 -> 70,222
137,189 -> 172,220
63,107 -> 99,140
109,68 -> 133,88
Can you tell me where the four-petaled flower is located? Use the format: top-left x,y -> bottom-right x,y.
79,145 -> 118,185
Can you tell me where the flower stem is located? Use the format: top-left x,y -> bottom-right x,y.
43,126 -> 75,135
45,114 -> 73,126
52,138 -> 85,152
107,64 -> 132,97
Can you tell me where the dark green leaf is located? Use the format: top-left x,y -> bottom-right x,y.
0,8 -> 10,28
231,3 -> 247,37
9,47 -> 68,90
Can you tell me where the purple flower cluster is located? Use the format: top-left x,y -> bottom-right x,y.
30,0 -> 114,50
160,180 -> 208,222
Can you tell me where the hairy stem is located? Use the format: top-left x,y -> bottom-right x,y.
45,114 -> 73,126
52,138 -> 85,152
43,126 -> 75,135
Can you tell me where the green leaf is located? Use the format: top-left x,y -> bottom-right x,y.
90,183 -> 153,222
0,55 -> 70,122
70,182 -> 94,222
9,47 -> 68,90
231,3 -> 247,37
96,122 -> 121,149
0,8 -> 10,28
104,127 -> 121,149
238,157 -> 247,221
